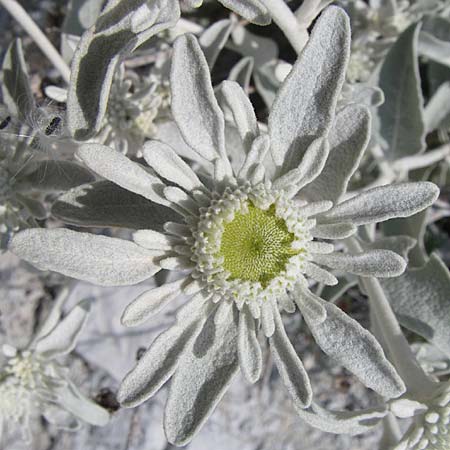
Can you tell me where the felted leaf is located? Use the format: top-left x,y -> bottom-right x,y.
52,181 -> 178,230
269,307 -> 312,409
301,296 -> 405,398
164,306 -> 239,446
67,0 -> 179,139
199,19 -> 232,69
217,0 -> 270,25
218,80 -> 258,150
76,144 -> 169,205
118,295 -> 212,407
9,228 -> 162,286
293,402 -> 387,435
17,160 -> 95,192
268,6 -> 350,172
55,381 -> 109,426
302,104 -> 371,203
319,182 -> 439,226
142,141 -> 204,191
382,254 -> 450,358
273,138 -> 330,194
171,33 -> 226,161
238,307 -> 262,383
1,39 -> 35,120
121,278 -> 185,327
228,56 -> 254,92
313,250 -> 406,278
376,23 -> 425,160
35,300 -> 90,358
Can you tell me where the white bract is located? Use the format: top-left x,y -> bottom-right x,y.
0,300 -> 109,443
8,6 -> 441,446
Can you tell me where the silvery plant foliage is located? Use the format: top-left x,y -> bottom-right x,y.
0,0 -> 449,449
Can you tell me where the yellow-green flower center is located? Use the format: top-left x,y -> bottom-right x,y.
218,203 -> 298,287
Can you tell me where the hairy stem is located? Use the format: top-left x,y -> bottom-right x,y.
347,237 -> 436,397
0,0 -> 71,83
259,0 -> 309,54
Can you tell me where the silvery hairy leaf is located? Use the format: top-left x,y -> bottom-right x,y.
52,181 -> 179,230
67,0 -> 180,140
199,19 -> 233,69
382,254 -> 450,358
35,300 -> 90,359
292,402 -> 387,435
76,144 -> 169,205
302,104 -> 371,203
216,0 -> 270,25
171,33 -> 226,162
299,292 -> 405,398
9,228 -> 162,286
118,296 -> 212,407
268,6 -> 350,173
376,23 -> 426,160
228,56 -> 254,92
55,381 -> 110,427
319,182 -> 439,226
164,307 -> 239,446
1,39 -> 35,121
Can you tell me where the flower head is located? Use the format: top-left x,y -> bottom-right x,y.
0,299 -> 109,443
9,6 -> 440,446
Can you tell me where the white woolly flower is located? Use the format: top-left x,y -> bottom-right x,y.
391,382 -> 450,450
9,7 -> 440,446
97,64 -> 170,155
0,300 -> 109,443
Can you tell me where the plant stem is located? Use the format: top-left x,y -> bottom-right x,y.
346,237 -> 436,397
258,0 -> 309,54
0,0 -> 71,83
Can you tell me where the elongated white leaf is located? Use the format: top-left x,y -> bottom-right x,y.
118,295 -> 212,409
142,140 -> 204,191
269,307 -> 312,409
217,0 -> 270,25
320,183 -> 439,225
238,307 -> 262,383
268,6 -> 350,172
121,279 -> 185,327
293,402 -> 387,435
314,250 -> 406,278
164,307 -> 239,445
171,33 -> 225,161
35,300 -> 90,358
9,229 -> 162,286
302,104 -> 370,203
302,297 -> 405,398
77,144 -> 168,206
218,80 -> 258,150
56,382 -> 109,426
199,19 -> 232,69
